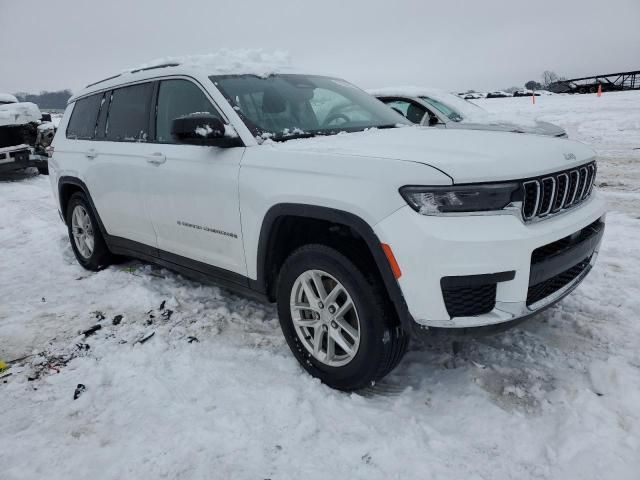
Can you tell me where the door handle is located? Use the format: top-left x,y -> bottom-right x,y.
85,149 -> 98,159
146,153 -> 167,165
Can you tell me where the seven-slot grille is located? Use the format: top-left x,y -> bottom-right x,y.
522,162 -> 597,221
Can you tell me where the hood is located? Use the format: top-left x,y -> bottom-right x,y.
270,126 -> 594,183
0,102 -> 42,127
449,119 -> 566,137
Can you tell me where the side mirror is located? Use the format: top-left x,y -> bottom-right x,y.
428,115 -> 440,126
171,114 -> 242,147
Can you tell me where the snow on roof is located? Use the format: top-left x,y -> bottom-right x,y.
0,93 -> 18,104
367,85 -> 455,99
126,49 -> 295,77
0,101 -> 42,127
74,49 -> 305,102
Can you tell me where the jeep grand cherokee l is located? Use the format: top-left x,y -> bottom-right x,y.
49,62 -> 605,390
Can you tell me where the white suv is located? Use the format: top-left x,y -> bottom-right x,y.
49,62 -> 605,390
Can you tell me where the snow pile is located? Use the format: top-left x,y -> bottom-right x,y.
128,49 -> 294,77
0,101 -> 42,127
0,93 -> 18,104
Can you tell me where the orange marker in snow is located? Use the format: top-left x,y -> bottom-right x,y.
597,84 -> 602,97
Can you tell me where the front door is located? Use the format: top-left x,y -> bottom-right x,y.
142,78 -> 246,277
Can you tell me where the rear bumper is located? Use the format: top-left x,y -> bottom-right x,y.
374,191 -> 606,328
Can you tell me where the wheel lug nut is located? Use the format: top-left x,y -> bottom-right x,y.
322,324 -> 328,332
331,321 -> 338,329
313,312 -> 320,320
318,302 -> 324,309
328,305 -> 336,314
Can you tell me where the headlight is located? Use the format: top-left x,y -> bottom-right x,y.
399,183 -> 520,215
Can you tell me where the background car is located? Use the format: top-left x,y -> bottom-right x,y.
513,89 -> 541,97
486,91 -> 511,98
370,86 -> 568,138
0,93 -> 55,175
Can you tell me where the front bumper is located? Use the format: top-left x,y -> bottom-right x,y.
0,145 -> 47,173
374,191 -> 606,328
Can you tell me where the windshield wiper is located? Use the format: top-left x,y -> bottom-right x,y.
270,131 -> 320,142
267,124 -> 402,142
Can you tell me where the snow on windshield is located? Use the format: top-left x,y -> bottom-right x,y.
127,49 -> 295,78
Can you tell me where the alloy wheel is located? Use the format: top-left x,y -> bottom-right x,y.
71,205 -> 95,259
290,269 -> 361,367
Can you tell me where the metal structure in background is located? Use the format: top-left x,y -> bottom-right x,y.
549,70 -> 640,94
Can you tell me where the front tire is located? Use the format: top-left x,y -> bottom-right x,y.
66,192 -> 112,271
276,244 -> 408,391
37,166 -> 49,175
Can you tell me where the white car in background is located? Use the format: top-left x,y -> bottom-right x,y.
370,86 -> 568,138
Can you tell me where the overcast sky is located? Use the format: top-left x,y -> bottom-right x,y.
1,0 -> 639,94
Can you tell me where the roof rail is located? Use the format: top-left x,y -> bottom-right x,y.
130,62 -> 180,74
85,62 -> 180,89
86,73 -> 122,88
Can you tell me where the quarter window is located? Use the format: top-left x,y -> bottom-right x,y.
66,94 -> 102,139
155,79 -> 221,143
105,83 -> 153,142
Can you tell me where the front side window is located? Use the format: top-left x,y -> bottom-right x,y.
155,79 -> 222,143
382,99 -> 429,124
105,82 -> 153,142
210,74 -> 410,141
66,94 -> 102,139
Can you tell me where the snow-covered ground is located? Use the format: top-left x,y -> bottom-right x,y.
1,91 -> 639,480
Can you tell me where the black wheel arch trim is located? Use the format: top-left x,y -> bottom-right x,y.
58,176 -> 109,236
254,203 -> 413,331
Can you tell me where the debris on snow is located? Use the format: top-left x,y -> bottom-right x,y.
82,325 -> 102,337
136,332 -> 155,345
73,384 -> 86,400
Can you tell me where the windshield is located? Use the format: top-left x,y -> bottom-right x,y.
419,94 -> 486,123
210,74 -> 410,140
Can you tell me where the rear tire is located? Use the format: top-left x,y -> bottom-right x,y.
37,166 -> 49,175
276,244 -> 408,391
66,192 -> 112,271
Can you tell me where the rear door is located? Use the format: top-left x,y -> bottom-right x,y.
141,77 -> 246,277
85,82 -> 159,249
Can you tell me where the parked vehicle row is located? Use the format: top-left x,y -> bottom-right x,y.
49,62 -> 604,390
457,89 -> 549,99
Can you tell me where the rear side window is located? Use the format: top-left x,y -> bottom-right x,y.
105,83 -> 153,142
155,79 -> 221,143
66,94 -> 102,139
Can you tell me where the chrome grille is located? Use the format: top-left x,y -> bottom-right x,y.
522,162 -> 597,221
